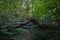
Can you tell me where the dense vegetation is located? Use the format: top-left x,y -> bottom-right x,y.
0,0 -> 60,40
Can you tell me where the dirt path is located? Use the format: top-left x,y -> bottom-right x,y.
23,30 -> 31,40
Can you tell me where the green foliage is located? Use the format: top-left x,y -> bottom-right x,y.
30,0 -> 60,40
32,0 -> 60,20
0,0 -> 60,40
0,0 -> 22,24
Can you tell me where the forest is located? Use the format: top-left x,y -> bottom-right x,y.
0,0 -> 60,40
